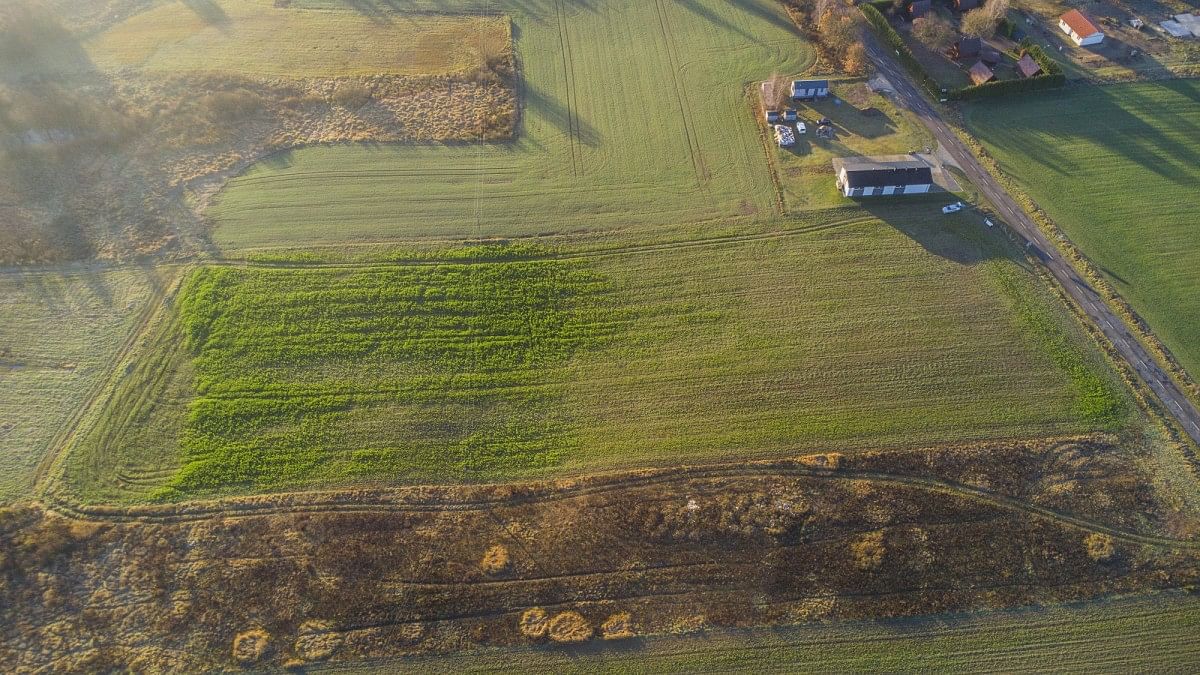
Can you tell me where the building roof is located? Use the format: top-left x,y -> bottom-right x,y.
792,79 -> 829,89
968,61 -> 995,85
953,37 -> 982,57
955,0 -> 980,10
1016,53 -> 1043,78
836,158 -> 933,188
1060,9 -> 1101,37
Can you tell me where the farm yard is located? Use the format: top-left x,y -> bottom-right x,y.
2,0 -> 1200,671
966,80 -> 1200,381
0,267 -> 168,501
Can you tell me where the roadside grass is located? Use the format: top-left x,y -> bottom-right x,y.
0,267 -> 165,502
965,80 -> 1200,380
84,0 -> 510,77
66,206 -> 1130,501
207,0 -> 814,251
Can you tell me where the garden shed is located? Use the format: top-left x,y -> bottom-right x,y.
968,61 -> 995,85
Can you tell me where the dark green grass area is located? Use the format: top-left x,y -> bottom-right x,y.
965,80 -> 1200,381
162,252 -> 621,496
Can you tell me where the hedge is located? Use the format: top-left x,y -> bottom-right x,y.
948,72 -> 1066,99
860,4 -> 942,98
1019,38 -> 1064,75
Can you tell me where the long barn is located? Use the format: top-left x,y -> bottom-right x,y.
833,157 -> 933,197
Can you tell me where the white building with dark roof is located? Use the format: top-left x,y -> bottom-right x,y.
833,157 -> 933,197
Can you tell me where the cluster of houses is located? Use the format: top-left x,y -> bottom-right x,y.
764,79 -> 834,147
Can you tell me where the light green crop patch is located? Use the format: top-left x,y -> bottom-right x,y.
158,250 -> 622,497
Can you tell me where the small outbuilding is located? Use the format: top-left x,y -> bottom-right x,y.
980,46 -> 1002,65
1016,53 -> 1043,78
1059,9 -> 1104,46
783,108 -> 798,122
765,109 -> 780,123
948,37 -> 982,60
790,79 -> 830,101
834,157 -> 933,197
953,0 -> 980,11
908,0 -> 931,19
968,61 -> 995,85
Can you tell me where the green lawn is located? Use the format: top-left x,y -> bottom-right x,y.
207,0 -> 814,252
0,267 -> 166,502
965,81 -> 1200,380
67,206 -> 1127,501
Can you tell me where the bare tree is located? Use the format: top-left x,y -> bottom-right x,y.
961,6 -> 998,38
912,15 -> 956,50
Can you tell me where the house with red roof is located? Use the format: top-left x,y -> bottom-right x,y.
1059,9 -> 1104,46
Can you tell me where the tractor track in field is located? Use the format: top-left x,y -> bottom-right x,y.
43,454 -> 1200,550
553,0 -> 582,178
652,0 -> 711,204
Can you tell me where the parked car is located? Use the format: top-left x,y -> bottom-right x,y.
774,124 -> 795,147
941,201 -> 965,214
797,122 -> 807,134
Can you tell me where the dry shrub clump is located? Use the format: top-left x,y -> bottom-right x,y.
331,81 -> 372,110
518,607 -> 550,638
1086,533 -> 1117,562
231,628 -> 270,665
852,530 -> 886,570
548,611 -> 593,643
293,620 -> 342,661
480,544 -> 510,575
600,612 -> 635,640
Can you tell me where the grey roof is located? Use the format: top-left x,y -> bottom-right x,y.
792,79 -> 829,88
838,159 -> 932,188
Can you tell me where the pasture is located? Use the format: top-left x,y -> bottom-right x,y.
966,81 -> 1200,379
207,0 -> 814,252
84,0 -> 510,77
68,206 -> 1128,500
0,267 -> 166,502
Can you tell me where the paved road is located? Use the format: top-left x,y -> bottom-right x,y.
865,41 -> 1200,446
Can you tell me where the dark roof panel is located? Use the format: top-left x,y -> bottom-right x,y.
842,165 -> 933,188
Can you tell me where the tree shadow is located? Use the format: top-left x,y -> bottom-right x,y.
674,0 -> 760,45
182,0 -> 231,27
524,84 -> 601,147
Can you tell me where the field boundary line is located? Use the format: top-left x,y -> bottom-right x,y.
652,0 -> 710,202
42,439 -> 1200,549
553,0 -> 581,178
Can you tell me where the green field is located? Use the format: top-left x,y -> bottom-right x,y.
966,80 -> 1200,380
348,592 -> 1200,673
84,0 -> 509,77
207,0 -> 813,252
0,267 -> 166,502
66,206 -> 1128,501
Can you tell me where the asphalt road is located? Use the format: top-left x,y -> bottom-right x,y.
865,41 -> 1200,446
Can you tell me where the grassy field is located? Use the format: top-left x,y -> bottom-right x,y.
207,0 -> 813,252
0,267 -> 167,502
66,205 -> 1129,501
84,0 -> 510,77
966,80 -> 1200,380
346,591 -> 1200,673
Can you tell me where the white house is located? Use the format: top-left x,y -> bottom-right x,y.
833,158 -> 932,198
790,79 -> 829,101
1059,9 -> 1104,46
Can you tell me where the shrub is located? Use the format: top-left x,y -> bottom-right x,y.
201,89 -> 264,122
232,628 -> 271,664
479,544 -> 510,574
331,82 -> 371,109
548,611 -> 593,643
1085,533 -> 1116,561
852,530 -> 886,570
519,608 -> 549,638
601,612 -> 636,640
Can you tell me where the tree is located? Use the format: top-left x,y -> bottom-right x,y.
911,15 -> 956,51
961,6 -> 998,38
843,42 -> 871,75
818,9 -> 855,55
984,0 -> 1010,22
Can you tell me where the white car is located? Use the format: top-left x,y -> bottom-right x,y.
774,124 -> 795,147
941,201 -> 965,214
797,122 -> 807,135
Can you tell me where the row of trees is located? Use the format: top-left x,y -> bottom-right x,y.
789,0 -> 870,76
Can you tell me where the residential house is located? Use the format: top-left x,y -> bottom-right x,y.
1059,9 -> 1104,46
790,79 -> 829,100
833,158 -> 933,197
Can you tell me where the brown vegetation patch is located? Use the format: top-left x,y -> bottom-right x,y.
480,544 -> 510,575
232,628 -> 270,665
518,608 -> 550,639
548,611 -> 594,643
601,612 -> 635,640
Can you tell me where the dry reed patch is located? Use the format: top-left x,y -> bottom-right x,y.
852,531 -> 886,571
519,608 -> 550,638
601,612 -> 635,640
548,611 -> 593,643
232,628 -> 270,664
1086,533 -> 1117,562
480,544 -> 510,575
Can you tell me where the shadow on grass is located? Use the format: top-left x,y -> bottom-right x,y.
855,197 -> 1009,266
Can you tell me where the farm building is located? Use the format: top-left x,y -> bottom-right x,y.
953,0 -> 979,11
1016,53 -> 1043,78
791,79 -> 829,100
969,61 -> 996,85
833,157 -> 933,197
909,0 -> 931,19
948,37 -> 982,60
1059,9 -> 1104,46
